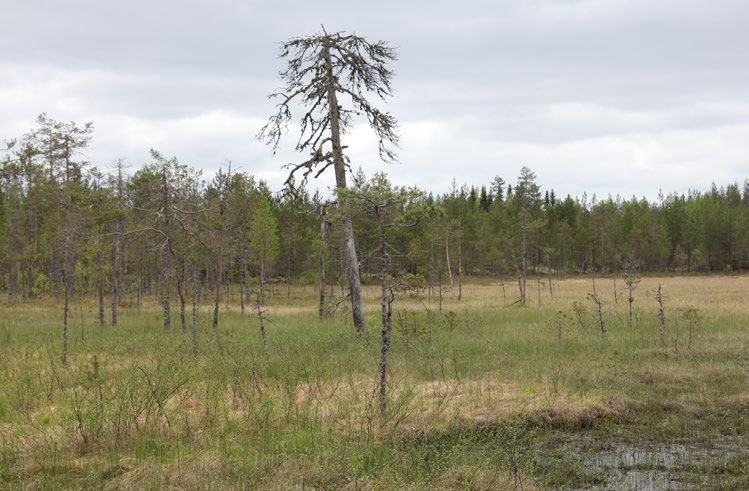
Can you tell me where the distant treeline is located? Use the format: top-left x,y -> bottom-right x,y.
1,115 -> 748,304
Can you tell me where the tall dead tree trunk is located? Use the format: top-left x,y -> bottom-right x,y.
624,254 -> 640,328
445,230 -> 456,301
323,42 -> 367,333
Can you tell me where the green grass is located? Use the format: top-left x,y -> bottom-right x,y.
0,276 -> 747,489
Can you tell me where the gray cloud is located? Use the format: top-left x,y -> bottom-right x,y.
2,0 -> 747,199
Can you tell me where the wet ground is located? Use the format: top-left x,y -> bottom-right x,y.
536,428 -> 747,489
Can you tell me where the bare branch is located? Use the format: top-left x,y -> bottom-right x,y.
258,29 -> 399,181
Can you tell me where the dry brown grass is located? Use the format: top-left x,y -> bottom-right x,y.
2,274 -> 746,489
344,274 -> 749,316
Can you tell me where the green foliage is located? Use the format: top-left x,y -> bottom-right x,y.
248,193 -> 280,270
2,115 -> 748,307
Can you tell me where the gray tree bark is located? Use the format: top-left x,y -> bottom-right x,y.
323,42 -> 367,333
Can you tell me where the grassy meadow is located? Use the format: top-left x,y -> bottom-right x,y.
0,275 -> 747,489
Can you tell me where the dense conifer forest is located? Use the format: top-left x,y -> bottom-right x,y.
2,115 -> 748,309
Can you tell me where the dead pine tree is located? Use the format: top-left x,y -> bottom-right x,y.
498,268 -> 508,307
544,247 -> 554,299
258,28 -> 400,334
655,284 -> 667,345
611,253 -> 620,305
623,253 -> 641,328
255,282 -> 270,362
445,227 -> 456,302
588,285 -> 606,341
681,306 -> 701,351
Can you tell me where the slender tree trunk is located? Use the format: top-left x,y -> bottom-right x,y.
175,258 -> 187,331
521,220 -> 528,306
260,256 -> 266,300
319,209 -> 327,320
445,230 -> 456,301
213,201 -> 225,328
191,265 -> 200,355
590,271 -> 606,339
512,247 -> 524,304
62,267 -> 69,365
111,236 -> 121,326
286,219 -> 294,300
500,272 -> 507,307
62,191 -> 75,363
656,284 -> 666,345
112,163 -> 124,326
160,240 -> 171,329
343,218 -> 366,330
239,242 -> 248,315
457,231 -> 462,301
323,42 -> 367,334
96,188 -> 105,327
256,272 -> 270,361
378,230 -> 392,420
136,281 -> 141,312
212,255 -> 222,328
428,234 -> 435,301
239,271 -> 246,315
98,275 -> 105,327
6,184 -> 20,302
438,268 -> 444,315
546,249 -> 554,298
6,265 -> 19,303
159,167 -> 172,329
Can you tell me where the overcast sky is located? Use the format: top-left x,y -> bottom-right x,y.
2,0 -> 747,201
